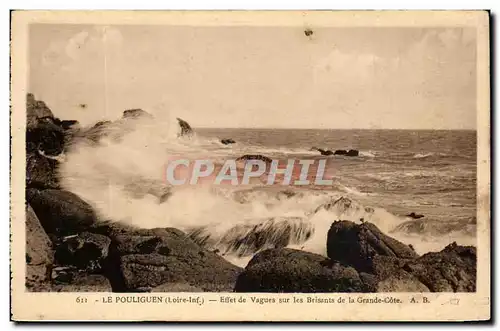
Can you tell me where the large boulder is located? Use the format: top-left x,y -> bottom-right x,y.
55,232 -> 111,272
234,248 -> 366,293
326,221 -> 418,272
25,204 -> 54,291
26,152 -> 60,189
99,225 -> 242,292
402,242 -> 476,292
27,189 -> 98,237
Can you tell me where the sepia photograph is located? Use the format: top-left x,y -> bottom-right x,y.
10,10 -> 490,321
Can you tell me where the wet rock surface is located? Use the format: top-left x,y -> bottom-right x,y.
26,204 -> 54,291
107,227 -> 242,292
327,220 -> 419,272
27,189 -> 98,237
234,248 -> 366,292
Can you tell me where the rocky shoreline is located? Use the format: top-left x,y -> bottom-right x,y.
25,94 -> 476,293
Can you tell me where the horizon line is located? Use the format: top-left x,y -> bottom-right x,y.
192,126 -> 477,131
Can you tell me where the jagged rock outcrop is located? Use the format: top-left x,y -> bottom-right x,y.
176,117 -> 193,137
26,204 -> 54,291
96,225 -> 242,292
27,93 -> 54,130
326,221 -> 476,292
26,152 -> 60,189
27,189 -> 98,237
326,221 -> 419,272
402,243 -> 476,292
234,248 -> 366,292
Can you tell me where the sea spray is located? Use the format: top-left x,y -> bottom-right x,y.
59,114 -> 475,267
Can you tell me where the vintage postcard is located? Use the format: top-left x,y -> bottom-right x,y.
10,10 -> 490,322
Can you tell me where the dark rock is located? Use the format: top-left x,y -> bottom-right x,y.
122,108 -> 153,120
26,152 -> 60,189
346,149 -> 359,156
176,117 -> 193,137
234,248 -> 365,292
326,221 -> 419,272
26,120 -> 65,156
60,120 -> 79,130
27,189 -> 98,237
406,212 -> 425,219
236,154 -> 273,164
104,226 -> 242,292
55,232 -> 111,272
403,242 -> 476,292
26,204 -> 54,291
311,147 -> 334,156
51,267 -> 112,292
221,138 -> 236,145
334,149 -> 347,155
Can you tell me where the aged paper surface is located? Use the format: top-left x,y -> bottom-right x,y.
11,10 -> 490,321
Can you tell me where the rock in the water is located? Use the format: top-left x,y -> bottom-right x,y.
105,227 -> 242,292
311,147 -> 334,156
346,149 -> 359,156
221,138 -> 236,145
26,152 -> 60,189
403,242 -> 476,292
176,117 -> 193,137
326,221 -> 419,272
122,108 -> 153,120
26,204 -> 53,291
236,154 -> 273,164
27,189 -> 97,237
234,248 -> 365,292
55,232 -> 111,272
406,212 -> 425,219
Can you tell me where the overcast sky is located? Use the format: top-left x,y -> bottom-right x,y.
29,24 -> 477,129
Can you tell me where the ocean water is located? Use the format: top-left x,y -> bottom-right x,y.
59,117 -> 477,267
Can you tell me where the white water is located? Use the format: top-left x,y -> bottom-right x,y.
59,115 -> 474,267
